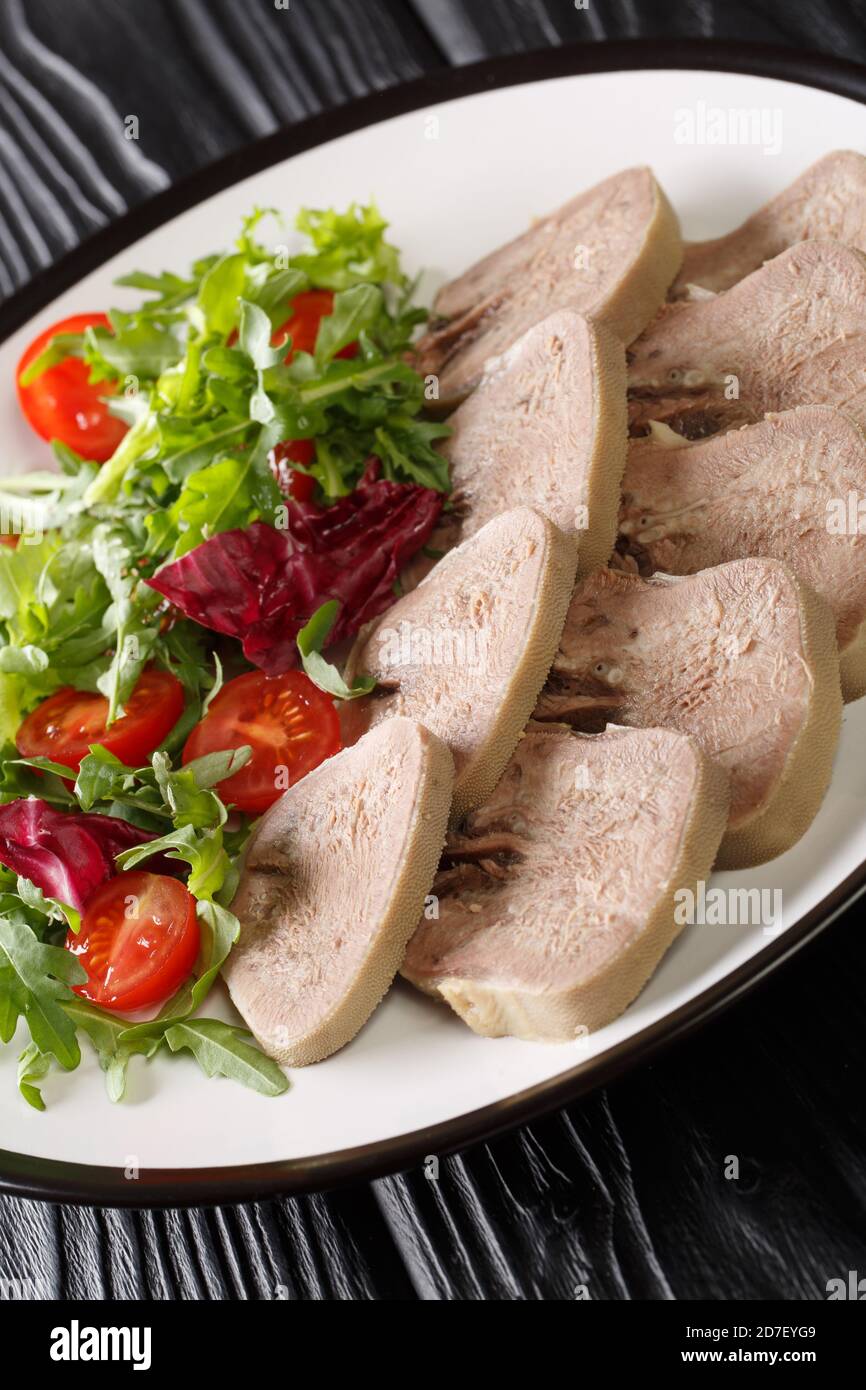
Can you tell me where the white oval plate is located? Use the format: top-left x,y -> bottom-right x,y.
1,45 -> 865,1203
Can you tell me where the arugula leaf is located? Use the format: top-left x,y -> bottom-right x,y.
74,746 -> 129,807
0,749 -> 76,808
63,998 -> 158,1103
114,267 -> 199,308
168,452 -> 280,556
374,416 -> 451,492
78,743 -> 245,846
297,602 -> 375,700
151,747 -> 252,829
164,1018 -> 288,1096
17,1041 -> 51,1110
156,415 -> 250,487
0,960 -> 26,1044
253,267 -> 307,322
235,205 -> 282,260
92,524 -> 158,722
198,252 -> 247,337
314,284 -> 383,365
0,645 -> 49,676
16,874 -> 79,934
238,298 -> 281,371
238,299 -> 282,426
200,344 -> 249,382
84,409 -> 160,506
154,623 -> 219,754
292,202 -> 402,290
0,532 -> 65,632
0,532 -> 133,717
116,821 -> 229,900
0,465 -> 90,538
180,745 -> 252,790
0,914 -> 85,1070
18,334 -> 86,387
84,318 -> 186,380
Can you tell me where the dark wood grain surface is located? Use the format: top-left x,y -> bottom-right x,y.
1,0 -> 865,1301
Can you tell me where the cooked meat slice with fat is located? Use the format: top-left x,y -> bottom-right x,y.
533,560 -> 842,868
416,167 -> 681,407
618,405 -> 866,701
342,507 -> 575,821
402,723 -> 729,1041
407,311 -> 626,588
628,241 -> 866,438
223,718 -> 453,1067
672,151 -> 866,298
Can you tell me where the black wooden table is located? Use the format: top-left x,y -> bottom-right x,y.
1,0 -> 865,1301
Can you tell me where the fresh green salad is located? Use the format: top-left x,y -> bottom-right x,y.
0,202 -> 450,1108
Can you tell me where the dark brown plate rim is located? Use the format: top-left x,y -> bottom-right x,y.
1,36 -> 864,1207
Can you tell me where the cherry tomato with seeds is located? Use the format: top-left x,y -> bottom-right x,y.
16,313 -> 128,462
67,870 -> 199,1012
16,668 -> 185,775
182,669 -> 341,815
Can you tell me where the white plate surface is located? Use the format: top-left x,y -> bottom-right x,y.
1,64 -> 865,1176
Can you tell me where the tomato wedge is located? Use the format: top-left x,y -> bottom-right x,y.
67,871 -> 199,1012
182,669 -> 341,815
16,669 -> 185,775
16,313 -> 129,462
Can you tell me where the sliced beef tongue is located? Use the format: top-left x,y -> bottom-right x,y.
628,240 -> 866,438
672,151 -> 866,299
618,404 -> 866,701
403,310 -> 627,592
402,723 -> 729,1042
534,560 -> 842,868
416,166 -> 681,407
224,717 -> 454,1067
342,506 -> 576,821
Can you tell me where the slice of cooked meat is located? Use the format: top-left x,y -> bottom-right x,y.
342,507 -> 575,821
628,240 -> 866,438
618,405 -> 866,701
672,151 -> 866,298
407,310 -> 626,588
224,718 -> 453,1067
402,723 -> 729,1041
416,167 -> 681,406
533,560 -> 842,868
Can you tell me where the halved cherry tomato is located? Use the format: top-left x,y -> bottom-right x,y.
182,669 -> 341,815
16,668 -> 185,775
67,870 -> 199,1012
275,289 -> 358,362
269,438 -> 316,501
16,313 -> 128,462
